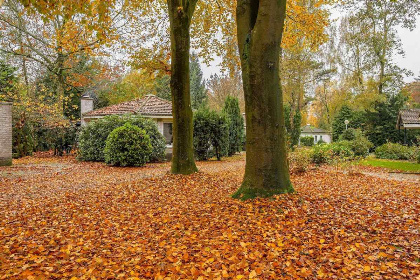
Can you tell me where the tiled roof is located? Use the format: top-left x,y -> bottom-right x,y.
397,109 -> 420,127
84,95 -> 172,117
301,125 -> 330,134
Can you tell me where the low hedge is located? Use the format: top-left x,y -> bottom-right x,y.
300,136 -> 314,147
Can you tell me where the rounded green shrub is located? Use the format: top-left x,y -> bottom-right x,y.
375,142 -> 418,161
289,148 -> 311,173
311,144 -> 334,164
330,141 -> 355,158
77,114 -> 166,162
104,123 -> 152,167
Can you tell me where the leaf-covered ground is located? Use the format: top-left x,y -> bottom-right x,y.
1,155 -> 419,279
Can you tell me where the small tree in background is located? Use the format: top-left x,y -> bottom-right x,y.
223,96 -> 244,156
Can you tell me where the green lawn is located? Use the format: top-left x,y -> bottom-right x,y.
359,158 -> 420,173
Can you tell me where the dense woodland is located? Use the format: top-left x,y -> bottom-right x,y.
1,0 -> 420,195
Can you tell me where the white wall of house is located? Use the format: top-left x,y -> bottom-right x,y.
300,132 -> 332,144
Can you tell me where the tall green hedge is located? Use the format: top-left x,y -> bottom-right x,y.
223,96 -> 244,156
77,114 -> 166,162
193,107 -> 229,161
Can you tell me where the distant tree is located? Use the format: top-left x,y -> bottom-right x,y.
223,96 -> 244,156
332,105 -> 366,141
207,72 -> 245,112
284,104 -> 302,148
190,53 -> 207,110
155,75 -> 171,101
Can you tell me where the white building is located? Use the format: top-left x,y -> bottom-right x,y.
300,124 -> 332,144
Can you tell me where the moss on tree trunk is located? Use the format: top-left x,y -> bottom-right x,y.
233,0 -> 294,200
168,0 -> 198,175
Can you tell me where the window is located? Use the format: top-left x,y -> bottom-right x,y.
320,135 -> 323,141
314,135 -> 318,142
163,123 -> 173,145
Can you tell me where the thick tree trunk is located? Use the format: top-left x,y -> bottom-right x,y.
233,0 -> 294,199
167,0 -> 198,174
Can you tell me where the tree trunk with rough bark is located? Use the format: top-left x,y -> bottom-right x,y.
233,0 -> 294,199
167,0 -> 198,174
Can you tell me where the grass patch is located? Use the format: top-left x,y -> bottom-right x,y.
359,158 -> 420,173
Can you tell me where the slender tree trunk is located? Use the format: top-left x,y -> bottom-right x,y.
167,0 -> 198,174
233,0 -> 294,200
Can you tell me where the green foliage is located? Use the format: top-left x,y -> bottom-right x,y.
78,114 -> 166,162
0,60 -> 18,99
284,105 -> 302,148
300,136 -> 314,147
193,107 -> 229,161
193,108 -> 213,160
155,75 -> 171,101
289,148 -> 311,173
330,141 -> 355,158
190,53 -> 207,110
364,93 -> 418,147
211,113 -> 230,161
12,120 -> 34,158
339,128 -> 357,141
375,142 -> 418,161
223,96 -> 244,156
311,144 -> 334,164
332,106 -> 366,141
104,123 -> 152,167
351,134 -> 374,157
34,124 -> 77,156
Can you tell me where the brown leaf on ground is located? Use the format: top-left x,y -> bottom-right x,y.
0,154 -> 419,279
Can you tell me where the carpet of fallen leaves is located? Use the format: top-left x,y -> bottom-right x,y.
0,154 -> 419,279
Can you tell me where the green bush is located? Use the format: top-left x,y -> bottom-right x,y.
351,134 -> 373,157
300,136 -> 314,147
339,128 -> 357,141
375,143 -> 418,161
223,96 -> 244,156
193,107 -> 229,161
34,124 -> 78,156
78,114 -> 166,162
104,123 -> 152,167
12,120 -> 34,158
289,148 -> 311,173
211,112 -> 230,160
311,144 -> 334,164
330,141 -> 355,158
417,152 -> 420,164
193,108 -> 213,160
